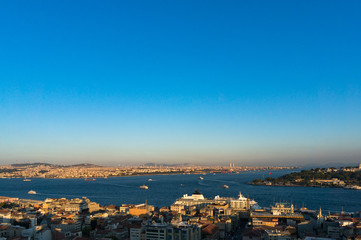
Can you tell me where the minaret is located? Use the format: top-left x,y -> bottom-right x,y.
317,207 -> 324,226
317,207 -> 323,219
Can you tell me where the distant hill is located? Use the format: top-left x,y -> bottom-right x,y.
69,163 -> 102,168
11,162 -> 102,168
11,162 -> 56,167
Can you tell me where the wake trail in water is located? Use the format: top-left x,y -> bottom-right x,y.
198,180 -> 210,186
206,179 -> 240,185
93,182 -> 134,188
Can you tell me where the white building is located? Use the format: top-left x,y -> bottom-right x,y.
271,203 -> 294,215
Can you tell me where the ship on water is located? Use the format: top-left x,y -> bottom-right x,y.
28,190 -> 36,194
199,176 -> 204,180
174,190 -> 259,210
23,178 -> 31,182
222,185 -> 229,189
140,184 -> 149,189
237,192 -> 258,207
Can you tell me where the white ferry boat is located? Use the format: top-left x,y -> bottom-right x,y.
139,184 -> 149,189
28,190 -> 36,194
148,179 -> 153,181
222,185 -> 229,189
238,192 -> 258,206
199,176 -> 204,180
23,178 -> 31,182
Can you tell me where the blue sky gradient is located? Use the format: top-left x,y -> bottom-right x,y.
1,1 -> 361,166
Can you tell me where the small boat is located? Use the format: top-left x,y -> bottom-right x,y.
180,184 -> 184,186
222,185 -> 229,189
199,177 -> 204,180
140,184 -> 149,189
23,178 -> 31,182
28,190 -> 36,194
148,179 -> 153,181
84,178 -> 96,181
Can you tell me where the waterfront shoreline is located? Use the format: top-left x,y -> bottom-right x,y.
248,182 -> 361,191
0,165 -> 298,179
2,169 -> 361,212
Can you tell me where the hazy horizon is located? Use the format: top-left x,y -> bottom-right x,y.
1,1 -> 361,167
2,160 -> 361,169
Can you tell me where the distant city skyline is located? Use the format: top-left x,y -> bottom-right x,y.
1,1 -> 361,166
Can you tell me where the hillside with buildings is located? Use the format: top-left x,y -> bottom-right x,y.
251,164 -> 361,190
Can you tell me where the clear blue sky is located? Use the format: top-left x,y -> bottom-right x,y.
1,0 -> 361,166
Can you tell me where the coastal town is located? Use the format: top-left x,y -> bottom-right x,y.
251,164 -> 361,190
1,190 -> 361,240
0,164 -> 296,179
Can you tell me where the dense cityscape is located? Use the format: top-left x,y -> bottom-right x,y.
1,188 -> 361,240
0,164 -> 296,179
0,164 -> 361,240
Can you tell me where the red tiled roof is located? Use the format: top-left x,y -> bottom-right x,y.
202,224 -> 219,235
